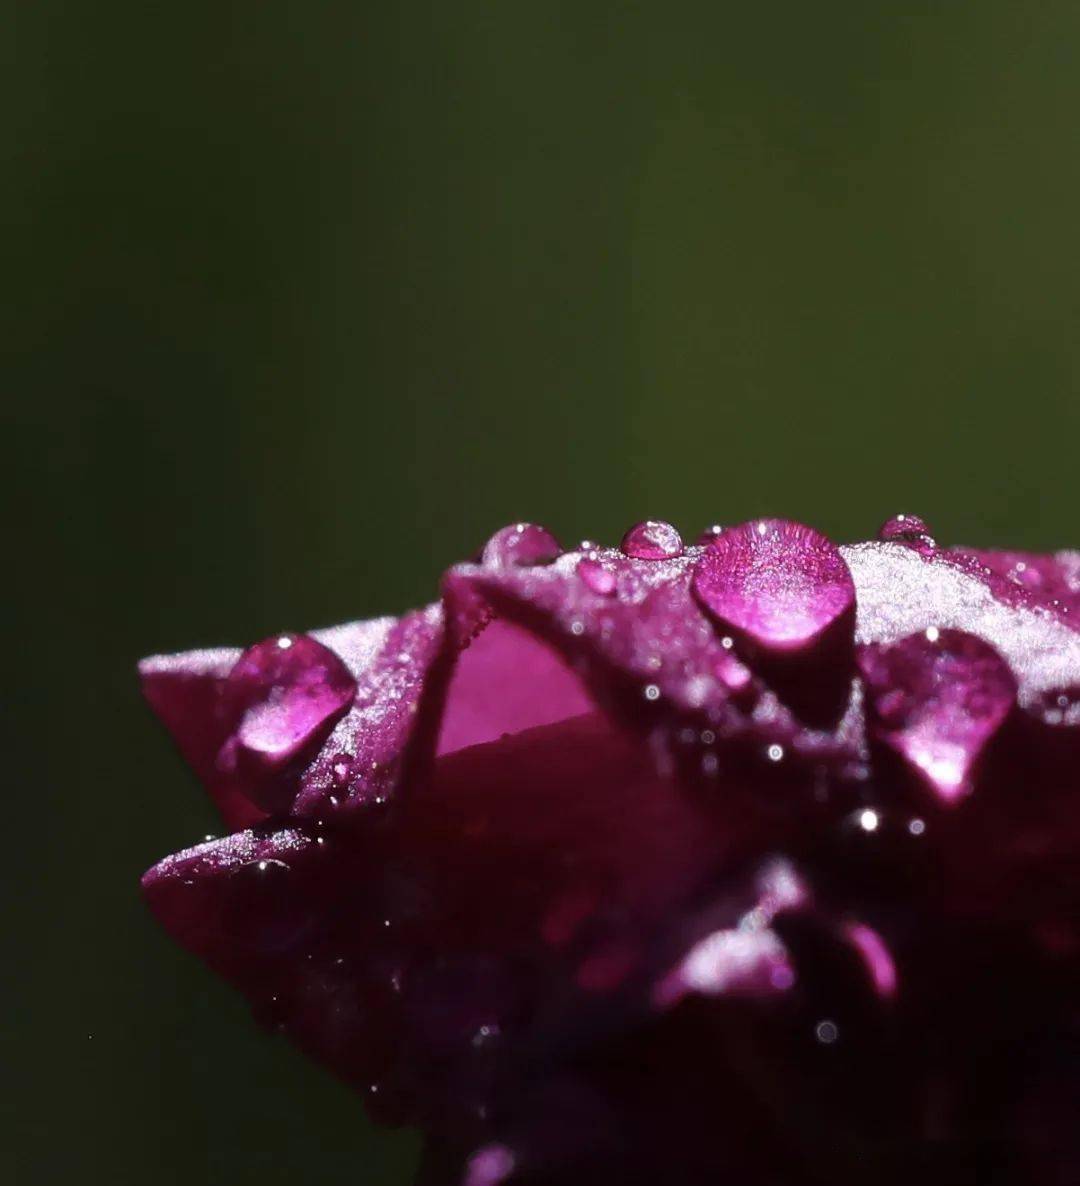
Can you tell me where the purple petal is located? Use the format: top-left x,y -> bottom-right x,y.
858,628 -> 1016,804
436,617 -> 596,756
949,547 -> 1080,621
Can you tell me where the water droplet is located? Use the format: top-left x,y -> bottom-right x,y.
877,514 -> 936,553
908,817 -> 926,836
620,520 -> 684,560
693,519 -> 855,655
643,683 -> 661,701
577,556 -> 617,595
766,743 -> 785,763
815,1019 -> 839,1044
220,633 -> 358,811
696,524 -> 725,546
481,523 -> 562,568
858,629 -> 1016,804
858,808 -> 880,832
1027,685 -> 1080,729
471,1023 -> 501,1047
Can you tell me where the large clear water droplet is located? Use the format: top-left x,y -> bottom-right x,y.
481,523 -> 562,568
858,628 -> 1016,804
693,519 -> 856,655
620,520 -> 683,560
218,634 -> 358,810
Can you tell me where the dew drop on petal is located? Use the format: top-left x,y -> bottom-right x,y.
857,808 -> 880,832
877,513 -> 937,554
620,520 -> 684,560
481,523 -> 562,568
815,1019 -> 840,1044
577,556 -> 617,596
692,519 -> 856,654
858,629 -> 1017,804
220,634 -> 357,800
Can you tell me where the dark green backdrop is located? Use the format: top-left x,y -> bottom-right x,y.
5,3 -> 1079,1183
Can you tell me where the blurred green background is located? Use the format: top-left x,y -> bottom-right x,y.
5,2 -> 1079,1183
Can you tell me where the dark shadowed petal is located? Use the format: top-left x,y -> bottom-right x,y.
142,707 -> 760,1127
858,629 -> 1016,804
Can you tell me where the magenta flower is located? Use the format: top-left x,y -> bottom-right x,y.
141,518 -> 1079,1185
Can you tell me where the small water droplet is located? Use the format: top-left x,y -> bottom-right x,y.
276,635 -> 294,650
644,683 -> 661,701
620,520 -> 684,560
696,524 -> 725,546
481,523 -> 562,568
925,626 -> 940,643
577,556 -> 617,596
877,514 -> 936,553
908,817 -> 926,836
766,743 -> 784,763
858,809 -> 880,832
815,1019 -> 839,1044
